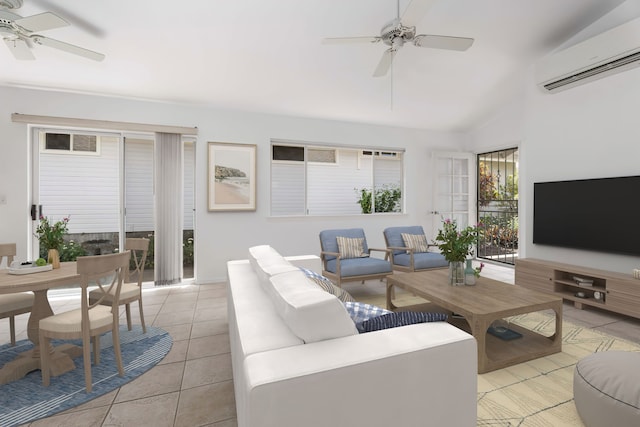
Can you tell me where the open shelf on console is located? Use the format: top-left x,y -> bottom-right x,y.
553,270 -> 606,304
515,259 -> 640,317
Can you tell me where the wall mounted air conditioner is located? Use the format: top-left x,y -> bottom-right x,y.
536,16 -> 640,93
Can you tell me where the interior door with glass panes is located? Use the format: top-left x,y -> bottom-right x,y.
431,152 -> 476,238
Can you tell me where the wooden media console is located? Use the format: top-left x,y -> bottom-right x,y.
515,258 -> 640,319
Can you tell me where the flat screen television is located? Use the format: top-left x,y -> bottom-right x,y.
533,175 -> 640,256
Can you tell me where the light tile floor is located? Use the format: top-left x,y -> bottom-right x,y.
3,262 -> 640,426
6,282 -> 237,427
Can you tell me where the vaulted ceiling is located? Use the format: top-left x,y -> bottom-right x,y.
0,0 -> 628,131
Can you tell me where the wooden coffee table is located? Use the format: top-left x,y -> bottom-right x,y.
386,269 -> 562,373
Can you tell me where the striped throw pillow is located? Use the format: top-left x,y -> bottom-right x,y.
299,268 -> 356,303
401,233 -> 429,253
336,236 -> 368,259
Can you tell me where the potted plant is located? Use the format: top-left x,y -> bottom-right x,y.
434,219 -> 482,285
34,216 -> 69,269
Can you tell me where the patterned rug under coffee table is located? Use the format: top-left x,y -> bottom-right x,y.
356,289 -> 640,426
477,310 -> 640,426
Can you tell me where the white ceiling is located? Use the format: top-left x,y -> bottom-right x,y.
0,0 -> 628,131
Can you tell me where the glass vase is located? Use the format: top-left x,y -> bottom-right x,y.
448,261 -> 465,286
464,259 -> 476,285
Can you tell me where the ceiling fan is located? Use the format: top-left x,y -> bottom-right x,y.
323,0 -> 473,77
0,0 -> 104,61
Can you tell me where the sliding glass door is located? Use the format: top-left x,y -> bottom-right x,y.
31,129 -> 122,262
123,135 -> 156,282
31,128 -> 195,282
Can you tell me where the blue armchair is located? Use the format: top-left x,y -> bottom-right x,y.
319,228 -> 393,287
383,226 -> 448,273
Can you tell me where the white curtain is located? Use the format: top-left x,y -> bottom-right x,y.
154,132 -> 183,286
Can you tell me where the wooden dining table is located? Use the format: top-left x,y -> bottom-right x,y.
0,262 -> 82,384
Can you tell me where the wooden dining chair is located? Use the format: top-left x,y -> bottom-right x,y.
89,238 -> 149,333
39,250 -> 130,393
0,243 -> 34,346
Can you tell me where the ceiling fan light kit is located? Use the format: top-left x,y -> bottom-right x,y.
323,0 -> 474,77
0,0 -> 104,61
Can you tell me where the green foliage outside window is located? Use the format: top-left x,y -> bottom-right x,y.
356,185 -> 402,214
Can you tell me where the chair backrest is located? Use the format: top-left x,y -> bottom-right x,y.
319,228 -> 368,261
383,226 -> 427,255
125,238 -> 150,286
0,243 -> 16,269
79,251 -> 131,313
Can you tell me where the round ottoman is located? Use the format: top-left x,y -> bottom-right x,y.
574,351 -> 640,427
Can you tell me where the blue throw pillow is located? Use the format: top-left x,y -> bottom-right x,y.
343,301 -> 391,324
357,311 -> 448,333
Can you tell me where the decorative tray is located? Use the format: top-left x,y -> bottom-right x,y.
8,264 -> 53,275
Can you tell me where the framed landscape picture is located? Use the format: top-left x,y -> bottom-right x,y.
208,142 -> 257,211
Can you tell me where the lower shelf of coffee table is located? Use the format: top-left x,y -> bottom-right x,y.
450,316 -> 561,373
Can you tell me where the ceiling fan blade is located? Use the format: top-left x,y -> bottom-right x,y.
413,35 -> 474,51
15,12 -> 68,32
30,0 -> 105,37
401,0 -> 438,28
322,36 -> 381,45
373,49 -> 395,77
4,37 -> 35,60
31,35 -> 105,61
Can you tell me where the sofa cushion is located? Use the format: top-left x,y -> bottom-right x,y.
392,252 -> 448,269
267,270 -> 357,343
401,233 -> 429,253
227,260 -> 304,359
299,268 -> 355,303
325,257 -> 393,276
336,236 -> 369,259
357,311 -> 448,333
343,301 -> 391,324
248,245 -> 299,286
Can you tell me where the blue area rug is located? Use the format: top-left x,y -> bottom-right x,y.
0,325 -> 172,427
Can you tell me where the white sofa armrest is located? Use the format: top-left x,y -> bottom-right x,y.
242,322 -> 477,427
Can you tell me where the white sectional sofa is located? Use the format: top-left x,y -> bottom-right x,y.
227,245 -> 478,427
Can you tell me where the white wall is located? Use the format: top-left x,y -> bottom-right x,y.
467,2 -> 640,275
0,86 -> 463,282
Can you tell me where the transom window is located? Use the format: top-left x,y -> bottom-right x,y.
271,141 -> 404,216
41,132 -> 100,155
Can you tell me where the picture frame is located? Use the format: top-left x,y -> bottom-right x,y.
208,142 -> 257,211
